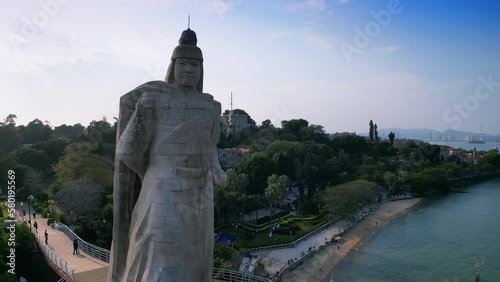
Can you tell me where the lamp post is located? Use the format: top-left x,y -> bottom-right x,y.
20,202 -> 24,223
28,195 -> 34,230
48,199 -> 55,222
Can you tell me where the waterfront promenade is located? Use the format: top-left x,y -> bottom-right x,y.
254,219 -> 350,277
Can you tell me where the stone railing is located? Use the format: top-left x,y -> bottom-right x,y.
34,232 -> 75,282
54,223 -> 110,263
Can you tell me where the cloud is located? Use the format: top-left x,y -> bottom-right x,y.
336,73 -> 422,92
266,31 -> 290,39
286,0 -> 327,12
207,0 -> 231,16
0,21 -> 178,75
303,33 -> 336,50
337,0 -> 351,4
306,0 -> 327,11
0,31 -> 100,74
204,0 -> 244,18
372,45 -> 400,53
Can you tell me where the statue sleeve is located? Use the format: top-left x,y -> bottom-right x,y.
109,81 -> 168,281
116,94 -> 156,179
210,100 -> 227,186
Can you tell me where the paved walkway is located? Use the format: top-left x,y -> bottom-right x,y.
15,202 -> 108,280
254,219 -> 351,275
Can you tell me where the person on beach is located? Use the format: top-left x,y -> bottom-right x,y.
44,230 -> 48,244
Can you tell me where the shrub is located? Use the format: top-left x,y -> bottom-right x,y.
59,213 -> 69,225
257,215 -> 270,225
274,224 -> 300,234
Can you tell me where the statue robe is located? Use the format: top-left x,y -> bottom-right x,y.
109,81 -> 221,281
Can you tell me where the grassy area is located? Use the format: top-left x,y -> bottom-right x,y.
1,202 -> 9,219
234,216 -> 327,249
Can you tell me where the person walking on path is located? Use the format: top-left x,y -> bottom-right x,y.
73,239 -> 79,255
34,221 -> 38,233
44,230 -> 48,244
33,212 -> 36,219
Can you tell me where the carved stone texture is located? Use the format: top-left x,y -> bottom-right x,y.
108,28 -> 226,282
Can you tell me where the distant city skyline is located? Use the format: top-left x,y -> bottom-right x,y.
1,0 -> 499,134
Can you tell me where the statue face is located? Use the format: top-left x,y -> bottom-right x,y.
174,58 -> 201,89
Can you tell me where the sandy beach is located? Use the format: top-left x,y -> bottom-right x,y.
278,198 -> 423,282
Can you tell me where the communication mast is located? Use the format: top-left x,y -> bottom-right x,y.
230,92 -> 233,112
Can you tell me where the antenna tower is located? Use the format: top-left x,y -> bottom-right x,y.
230,92 -> 233,112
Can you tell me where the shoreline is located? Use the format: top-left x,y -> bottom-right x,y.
278,197 -> 423,282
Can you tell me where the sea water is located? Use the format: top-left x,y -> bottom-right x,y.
332,179 -> 500,282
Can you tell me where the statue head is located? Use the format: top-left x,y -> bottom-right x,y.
165,28 -> 204,92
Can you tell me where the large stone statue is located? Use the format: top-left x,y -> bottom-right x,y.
108,28 -> 226,281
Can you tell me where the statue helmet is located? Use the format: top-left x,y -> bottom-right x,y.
165,28 -> 204,92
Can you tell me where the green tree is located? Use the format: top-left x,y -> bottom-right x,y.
383,171 -> 398,195
281,119 -> 309,140
369,120 -> 374,142
409,167 -> 448,195
260,119 -> 273,129
86,118 -> 116,144
330,133 -> 369,157
298,124 -> 329,143
374,124 -> 379,142
266,140 -> 305,180
0,121 -> 23,157
237,152 -> 276,194
321,180 -> 381,219
9,147 -> 51,171
265,174 -> 281,235
55,141 -> 93,181
17,118 -> 52,144
80,154 -> 114,188
54,178 -> 104,221
225,169 -> 249,192
32,138 -> 69,164
2,114 -> 18,126
55,141 -> 113,186
23,168 -> 45,199
54,123 -> 85,140
388,131 -> 395,145
482,152 -> 500,168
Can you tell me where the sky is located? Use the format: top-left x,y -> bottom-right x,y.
1,0 -> 499,135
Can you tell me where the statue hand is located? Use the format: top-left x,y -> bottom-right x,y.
213,169 -> 227,187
